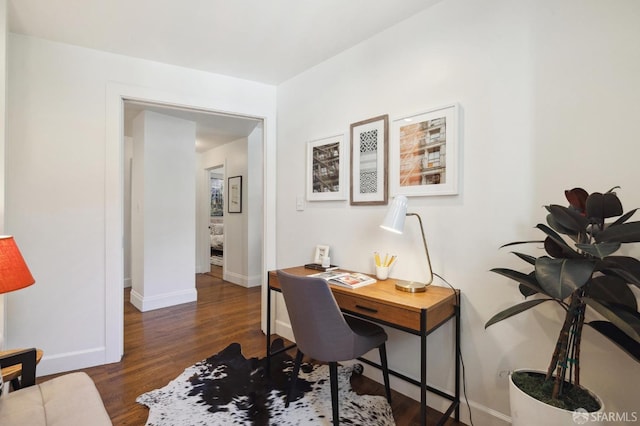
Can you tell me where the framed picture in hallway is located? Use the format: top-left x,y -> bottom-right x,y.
350,114 -> 389,206
306,134 -> 346,201
390,104 -> 459,197
228,175 -> 242,213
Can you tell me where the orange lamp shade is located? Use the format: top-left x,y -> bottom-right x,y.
0,236 -> 35,294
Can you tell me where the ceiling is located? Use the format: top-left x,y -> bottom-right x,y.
8,0 -> 442,150
124,101 -> 261,153
8,0 -> 441,85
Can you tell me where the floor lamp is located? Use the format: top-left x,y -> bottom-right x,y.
380,195 -> 433,293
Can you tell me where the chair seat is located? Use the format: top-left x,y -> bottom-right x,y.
344,315 -> 387,361
345,315 -> 386,338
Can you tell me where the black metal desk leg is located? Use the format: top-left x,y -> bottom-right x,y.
266,286 -> 272,367
455,305 -> 461,421
421,309 -> 427,426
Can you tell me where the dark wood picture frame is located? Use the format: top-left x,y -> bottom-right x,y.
350,114 -> 389,205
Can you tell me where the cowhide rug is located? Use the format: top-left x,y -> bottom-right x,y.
137,339 -> 395,425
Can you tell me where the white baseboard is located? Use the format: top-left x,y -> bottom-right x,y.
223,271 -> 262,288
129,288 -> 197,312
273,317 -> 511,425
357,358 -> 511,426
274,319 -> 294,342
36,346 -> 114,377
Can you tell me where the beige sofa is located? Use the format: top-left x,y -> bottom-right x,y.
0,349 -> 112,426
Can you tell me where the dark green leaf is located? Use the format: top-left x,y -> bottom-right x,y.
519,282 -> 538,297
511,252 -> 536,266
588,275 -> 637,311
535,257 -> 595,299
601,256 -> 640,287
500,240 -> 543,249
549,204 -> 589,234
544,236 -> 580,259
491,268 -> 545,296
586,192 -> 623,220
535,224 -> 578,257
575,242 -> 621,259
485,299 -> 550,328
587,321 -> 640,362
583,298 -> 640,344
596,221 -> 640,243
610,208 -> 638,226
547,213 -> 578,238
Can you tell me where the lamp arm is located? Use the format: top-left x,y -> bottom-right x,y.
407,213 -> 434,285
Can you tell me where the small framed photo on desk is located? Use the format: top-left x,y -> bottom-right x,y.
314,245 -> 330,264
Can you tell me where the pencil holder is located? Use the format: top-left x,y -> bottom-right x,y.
375,266 -> 390,280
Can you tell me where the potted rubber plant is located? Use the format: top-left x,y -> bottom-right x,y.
486,187 -> 640,425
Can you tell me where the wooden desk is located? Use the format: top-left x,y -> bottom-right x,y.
267,266 -> 460,426
0,348 -> 43,390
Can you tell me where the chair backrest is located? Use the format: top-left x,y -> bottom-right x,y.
277,270 -> 357,362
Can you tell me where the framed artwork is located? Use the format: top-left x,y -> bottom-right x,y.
306,134 -> 346,201
314,245 -> 330,263
390,104 -> 459,197
350,114 -> 389,205
228,175 -> 242,213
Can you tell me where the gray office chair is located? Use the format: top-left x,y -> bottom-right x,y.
277,270 -> 391,426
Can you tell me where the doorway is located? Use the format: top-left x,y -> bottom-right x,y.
208,166 -> 225,279
105,82 -> 276,364
121,99 -> 263,301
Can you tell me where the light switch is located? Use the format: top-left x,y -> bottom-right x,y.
296,196 -> 305,211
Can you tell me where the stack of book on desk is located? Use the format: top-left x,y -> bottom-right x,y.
304,263 -> 339,272
310,271 -> 376,289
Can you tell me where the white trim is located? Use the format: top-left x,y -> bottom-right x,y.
37,346 -> 107,377
274,319 -> 294,342
358,364 -> 511,426
223,271 -> 262,288
129,288 -> 198,312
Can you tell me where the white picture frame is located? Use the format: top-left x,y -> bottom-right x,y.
313,245 -> 330,264
390,104 -> 459,197
306,134 -> 346,201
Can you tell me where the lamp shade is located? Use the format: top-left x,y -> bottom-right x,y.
380,195 -> 408,234
0,236 -> 35,294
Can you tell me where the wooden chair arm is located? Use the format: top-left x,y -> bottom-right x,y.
0,348 -> 37,389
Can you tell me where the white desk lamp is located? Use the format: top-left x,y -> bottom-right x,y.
380,195 -> 433,292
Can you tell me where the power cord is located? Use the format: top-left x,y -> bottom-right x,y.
433,272 -> 474,426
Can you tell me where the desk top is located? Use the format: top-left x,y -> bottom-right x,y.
0,348 -> 44,382
269,266 -> 458,333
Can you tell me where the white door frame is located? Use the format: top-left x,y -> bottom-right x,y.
105,82 -> 276,363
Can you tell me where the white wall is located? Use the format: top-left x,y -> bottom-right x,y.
6,33 -> 277,374
130,111 -> 197,311
0,0 -> 7,348
276,0 -> 640,423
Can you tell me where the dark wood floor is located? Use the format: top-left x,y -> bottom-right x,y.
39,269 -> 464,425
